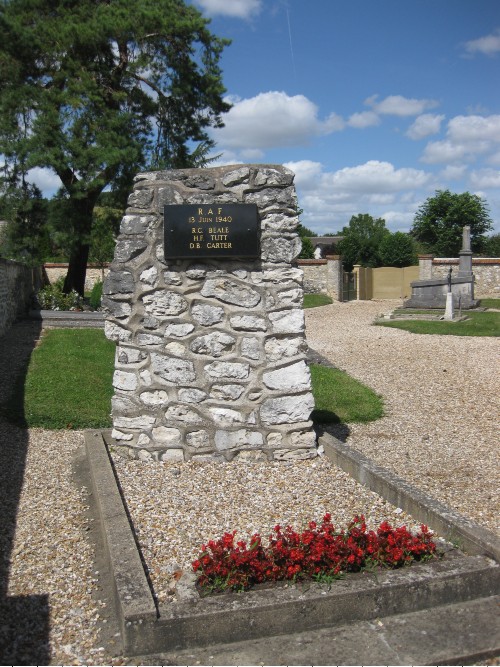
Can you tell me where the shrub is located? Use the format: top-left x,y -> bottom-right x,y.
36,277 -> 81,311
89,280 -> 103,310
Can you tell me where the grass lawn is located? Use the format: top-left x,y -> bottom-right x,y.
303,293 -> 333,308
310,364 -> 384,424
479,298 -> 500,309
6,328 -> 383,430
375,310 -> 499,337
8,329 -> 115,429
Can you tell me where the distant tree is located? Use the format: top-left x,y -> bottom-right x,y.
0,180 -> 49,265
298,236 -> 315,259
297,223 -> 315,238
378,232 -> 418,267
0,0 -> 231,294
481,233 -> 500,257
337,213 -> 389,271
410,190 -> 492,257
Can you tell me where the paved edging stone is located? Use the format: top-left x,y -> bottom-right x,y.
85,430 -> 500,657
320,432 -> 500,562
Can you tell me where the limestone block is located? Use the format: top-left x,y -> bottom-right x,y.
262,212 -> 297,234
229,315 -> 266,331
139,390 -> 169,407
263,268 -> 303,284
140,266 -> 158,286
104,270 -> 135,294
152,426 -> 182,444
164,271 -> 183,286
201,278 -> 261,307
138,449 -> 154,462
143,291 -> 188,317
101,297 -> 131,319
215,429 -> 264,451
161,449 -> 185,462
137,433 -> 151,446
114,415 -> 156,429
269,309 -> 305,334
117,347 -> 146,365
142,316 -> 160,330
112,395 -> 139,415
158,185 -> 184,207
273,448 -> 317,461
263,361 -> 310,392
209,407 -> 245,426
178,388 -> 207,403
105,321 -> 132,342
186,430 -> 210,449
221,166 -> 250,186
151,353 -> 196,383
260,393 -> 315,425
190,331 -> 236,357
165,405 -> 203,424
233,450 -> 268,462
261,236 -> 302,263
120,215 -> 155,235
245,186 -> 296,210
140,369 -> 153,386
265,336 -> 305,362
114,237 -> 147,263
113,370 -> 138,391
253,167 -> 294,187
241,337 -> 261,360
210,384 -> 245,401
111,429 -> 134,441
186,265 -> 208,280
191,303 -> 225,326
137,333 -> 163,346
186,174 -> 215,190
267,432 -> 283,447
204,361 -> 250,380
165,341 -> 186,356
165,322 -> 195,338
290,428 -> 317,448
128,188 -> 154,209
275,288 -> 303,307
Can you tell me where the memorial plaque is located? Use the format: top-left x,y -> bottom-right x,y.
164,203 -> 260,259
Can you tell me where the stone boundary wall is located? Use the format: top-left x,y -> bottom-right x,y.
104,164 -> 317,463
296,256 -> 343,301
44,263 -> 109,291
0,258 -> 39,337
418,257 -> 500,298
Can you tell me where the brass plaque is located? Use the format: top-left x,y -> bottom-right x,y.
164,204 -> 260,259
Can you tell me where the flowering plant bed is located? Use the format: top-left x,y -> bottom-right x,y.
192,514 -> 437,595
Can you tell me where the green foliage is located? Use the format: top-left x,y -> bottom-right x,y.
0,0 -> 231,293
297,223 -> 315,238
481,233 -> 500,257
35,278 -> 81,311
479,298 -> 500,309
303,294 -> 333,308
337,213 -> 389,271
410,190 -> 492,256
9,329 -> 115,429
378,232 -> 418,267
0,181 -> 50,265
376,311 -> 499,337
89,280 -> 103,310
310,364 -> 384,424
299,235 -> 315,259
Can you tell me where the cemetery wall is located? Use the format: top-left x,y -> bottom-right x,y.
420,258 -> 500,297
0,258 -> 38,337
44,263 -> 109,291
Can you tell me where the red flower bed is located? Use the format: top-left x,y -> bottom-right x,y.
192,514 -> 437,594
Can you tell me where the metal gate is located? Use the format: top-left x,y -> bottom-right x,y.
343,272 -> 357,301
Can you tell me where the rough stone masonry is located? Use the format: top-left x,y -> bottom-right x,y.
103,164 -> 317,463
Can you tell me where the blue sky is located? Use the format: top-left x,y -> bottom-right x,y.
188,0 -> 500,236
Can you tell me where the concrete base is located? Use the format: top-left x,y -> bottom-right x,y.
444,291 -> 454,320
84,431 -> 500,662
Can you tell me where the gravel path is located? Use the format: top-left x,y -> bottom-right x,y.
0,303 -> 498,664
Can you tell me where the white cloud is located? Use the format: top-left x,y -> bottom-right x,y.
212,91 -> 344,150
366,94 -> 439,117
193,0 -> 262,19
440,165 -> 467,181
464,29 -> 500,57
469,168 -> 500,189
406,114 -> 445,140
327,160 -> 430,193
421,114 -> 500,164
26,167 -> 62,195
347,111 -> 380,129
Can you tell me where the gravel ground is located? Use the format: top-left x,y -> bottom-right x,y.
0,304 -> 498,664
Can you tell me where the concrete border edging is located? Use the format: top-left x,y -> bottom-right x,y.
85,430 -> 499,657
320,433 -> 500,562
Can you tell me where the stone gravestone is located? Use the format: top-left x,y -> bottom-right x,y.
103,164 -> 317,463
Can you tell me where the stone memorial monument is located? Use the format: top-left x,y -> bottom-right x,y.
103,164 -> 317,463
